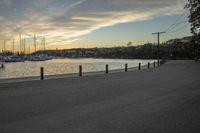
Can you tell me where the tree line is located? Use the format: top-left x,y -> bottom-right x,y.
35,41 -> 195,60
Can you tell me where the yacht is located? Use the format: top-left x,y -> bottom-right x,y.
2,56 -> 25,62
27,54 -> 53,61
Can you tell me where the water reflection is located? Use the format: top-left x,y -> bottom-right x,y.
0,58 -> 155,79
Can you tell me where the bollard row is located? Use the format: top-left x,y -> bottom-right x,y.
39,62 -> 159,80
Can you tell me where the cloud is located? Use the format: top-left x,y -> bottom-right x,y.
0,0 -> 13,5
33,0 -> 49,7
0,16 -> 4,21
68,0 -> 85,9
0,0 -> 187,47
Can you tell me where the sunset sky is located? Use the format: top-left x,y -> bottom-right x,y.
0,0 -> 191,51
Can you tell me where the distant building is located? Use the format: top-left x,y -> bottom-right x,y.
181,36 -> 193,43
166,36 -> 193,45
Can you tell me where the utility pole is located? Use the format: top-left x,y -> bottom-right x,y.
152,32 -> 166,66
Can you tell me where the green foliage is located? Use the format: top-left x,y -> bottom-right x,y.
186,0 -> 200,37
186,0 -> 200,59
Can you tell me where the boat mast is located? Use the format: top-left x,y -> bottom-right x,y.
43,38 -> 45,51
12,39 -> 15,54
34,34 -> 36,53
23,39 -> 26,54
3,40 -> 6,53
19,33 -> 22,54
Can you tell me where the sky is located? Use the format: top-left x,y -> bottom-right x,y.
0,0 -> 191,52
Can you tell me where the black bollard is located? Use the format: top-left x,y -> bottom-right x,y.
40,67 -> 44,80
157,61 -> 160,67
1,64 -> 4,68
105,64 -> 108,74
125,63 -> 128,72
79,65 -> 82,77
138,63 -> 141,70
153,62 -> 156,68
148,62 -> 150,69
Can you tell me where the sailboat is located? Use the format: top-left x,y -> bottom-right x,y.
2,55 -> 24,62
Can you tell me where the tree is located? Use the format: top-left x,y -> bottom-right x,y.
185,0 -> 200,59
186,0 -> 200,37
127,42 -> 132,47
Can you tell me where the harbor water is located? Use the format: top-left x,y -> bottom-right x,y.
0,58 -> 155,79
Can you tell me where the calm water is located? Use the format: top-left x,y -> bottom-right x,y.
0,58 -> 155,79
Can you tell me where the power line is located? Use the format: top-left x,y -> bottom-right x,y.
167,23 -> 189,33
165,9 -> 188,32
175,20 -> 188,25
167,18 -> 189,33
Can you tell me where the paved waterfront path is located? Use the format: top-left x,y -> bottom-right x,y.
0,60 -> 200,133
